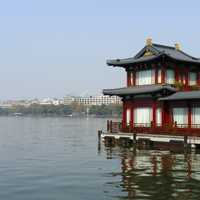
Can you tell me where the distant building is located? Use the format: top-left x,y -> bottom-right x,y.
63,96 -> 75,105
63,95 -> 121,106
0,98 -> 64,107
39,98 -> 63,105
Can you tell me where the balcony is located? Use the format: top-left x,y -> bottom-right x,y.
106,120 -> 200,137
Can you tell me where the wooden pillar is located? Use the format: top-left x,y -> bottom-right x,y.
98,130 -> 102,141
185,68 -> 189,90
182,67 -> 186,86
175,66 -> 179,83
127,71 -> 130,87
110,120 -> 113,133
188,102 -> 192,128
122,100 -> 126,130
198,72 -> 200,86
161,67 -> 165,84
130,101 -> 134,130
155,68 -> 158,84
133,71 -> 136,86
161,102 -> 165,126
152,100 -> 157,127
98,130 -> 102,153
184,136 -> 188,148
133,133 -> 136,144
164,102 -> 171,125
107,120 -> 110,132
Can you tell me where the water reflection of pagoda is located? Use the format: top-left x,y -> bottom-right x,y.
103,145 -> 200,200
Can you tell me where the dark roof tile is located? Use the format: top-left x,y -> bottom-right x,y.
159,91 -> 200,101
103,84 -> 176,97
107,43 -> 200,66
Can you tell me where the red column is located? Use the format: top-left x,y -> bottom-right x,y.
161,102 -> 164,126
133,71 -> 136,86
188,103 -> 191,128
127,72 -> 130,87
164,102 -> 171,125
161,67 -> 165,84
175,67 -> 179,83
155,68 -> 158,84
185,68 -> 189,90
198,72 -> 200,86
130,101 -> 134,129
122,101 -> 126,130
152,100 -> 157,127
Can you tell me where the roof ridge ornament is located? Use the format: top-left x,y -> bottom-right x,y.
146,37 -> 153,46
175,43 -> 181,50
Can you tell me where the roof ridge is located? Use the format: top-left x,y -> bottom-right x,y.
152,43 -> 175,50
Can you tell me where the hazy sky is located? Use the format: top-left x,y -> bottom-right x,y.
0,0 -> 200,99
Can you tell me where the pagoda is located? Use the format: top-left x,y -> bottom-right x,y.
103,38 -> 200,136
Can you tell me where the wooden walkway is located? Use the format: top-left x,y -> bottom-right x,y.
99,131 -> 200,146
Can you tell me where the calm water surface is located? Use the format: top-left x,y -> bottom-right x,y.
0,117 -> 200,200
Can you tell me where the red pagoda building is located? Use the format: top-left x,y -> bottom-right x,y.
103,38 -> 200,137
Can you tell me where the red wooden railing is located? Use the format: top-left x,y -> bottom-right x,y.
106,120 -> 200,137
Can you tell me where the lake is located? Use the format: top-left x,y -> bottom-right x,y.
0,117 -> 200,200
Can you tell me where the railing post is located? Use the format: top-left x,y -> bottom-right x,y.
133,133 -> 136,145
107,120 -> 110,132
98,130 -> 102,153
110,120 -> 113,133
184,135 -> 188,149
98,130 -> 102,141
151,121 -> 153,128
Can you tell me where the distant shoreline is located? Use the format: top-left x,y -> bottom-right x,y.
0,104 -> 122,118
0,114 -> 121,118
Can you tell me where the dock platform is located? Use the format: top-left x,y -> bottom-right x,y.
98,131 -> 200,147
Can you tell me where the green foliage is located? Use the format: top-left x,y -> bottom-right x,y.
0,103 -> 122,117
174,81 -> 184,91
89,104 -> 122,116
190,85 -> 199,91
0,104 -> 73,116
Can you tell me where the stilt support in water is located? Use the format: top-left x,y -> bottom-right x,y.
98,130 -> 102,152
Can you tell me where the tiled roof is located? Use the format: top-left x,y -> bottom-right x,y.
103,84 -> 176,97
159,91 -> 200,101
107,43 -> 200,66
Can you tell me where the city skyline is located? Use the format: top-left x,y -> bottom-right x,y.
0,0 -> 200,99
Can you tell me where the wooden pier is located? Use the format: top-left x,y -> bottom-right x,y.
98,130 -> 200,149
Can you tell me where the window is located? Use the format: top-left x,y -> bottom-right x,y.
173,108 -> 188,127
156,108 -> 162,126
192,107 -> 200,128
134,107 -> 152,127
166,69 -> 175,84
136,69 -> 155,85
126,109 -> 131,126
157,69 -> 162,83
189,72 -> 197,86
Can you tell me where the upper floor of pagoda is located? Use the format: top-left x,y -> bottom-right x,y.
107,38 -> 200,90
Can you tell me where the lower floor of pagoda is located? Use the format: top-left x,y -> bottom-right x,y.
121,98 -> 200,131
